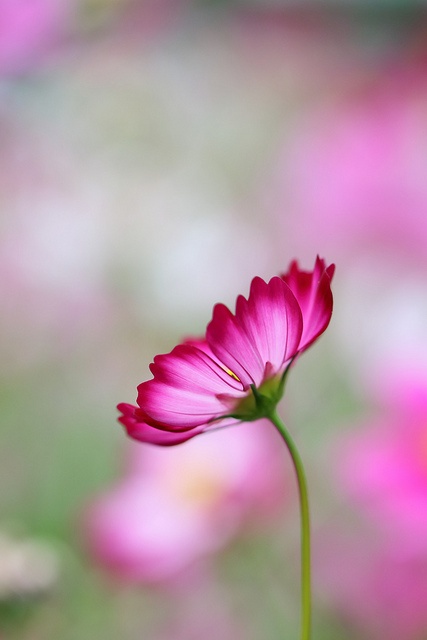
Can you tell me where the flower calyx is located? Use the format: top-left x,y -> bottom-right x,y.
230,371 -> 288,422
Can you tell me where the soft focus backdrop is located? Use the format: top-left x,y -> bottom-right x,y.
2,1 -> 427,639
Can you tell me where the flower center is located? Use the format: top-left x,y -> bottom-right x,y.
166,461 -> 227,508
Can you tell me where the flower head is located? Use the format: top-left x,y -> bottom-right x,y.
0,0 -> 72,75
320,365 -> 427,639
337,363 -> 427,554
277,71 -> 427,267
118,257 -> 334,445
84,421 -> 286,583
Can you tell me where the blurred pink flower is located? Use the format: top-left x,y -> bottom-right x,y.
118,257 -> 334,445
272,67 -> 427,267
0,0 -> 71,75
316,365 -> 427,638
337,365 -> 427,554
317,535 -> 427,640
84,420 -> 286,583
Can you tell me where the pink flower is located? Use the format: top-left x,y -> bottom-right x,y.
84,421 -> 286,583
337,365 -> 427,554
0,0 -> 72,75
272,67 -> 427,267
317,365 -> 427,639
317,535 -> 427,640
118,257 -> 334,445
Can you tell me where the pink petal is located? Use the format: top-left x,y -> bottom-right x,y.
206,276 -> 303,387
281,256 -> 334,353
150,343 -> 242,392
118,403 -> 205,446
137,344 -> 245,428
118,403 -> 240,446
238,276 -> 303,372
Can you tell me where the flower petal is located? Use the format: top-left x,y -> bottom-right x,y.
117,403 -> 206,446
137,344 -> 246,429
281,256 -> 335,353
118,404 -> 241,446
206,276 -> 303,387
238,276 -> 304,373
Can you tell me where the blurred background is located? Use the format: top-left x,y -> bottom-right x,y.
2,1 -> 427,638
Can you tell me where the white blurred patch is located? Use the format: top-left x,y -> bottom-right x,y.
334,258 -> 427,381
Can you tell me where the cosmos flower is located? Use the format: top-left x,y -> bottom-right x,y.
319,365 -> 427,639
337,364 -> 427,554
85,420 -> 286,583
0,0 -> 72,75
274,68 -> 427,267
317,533 -> 427,640
118,256 -> 334,445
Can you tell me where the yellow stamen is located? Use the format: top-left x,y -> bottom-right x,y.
223,366 -> 240,382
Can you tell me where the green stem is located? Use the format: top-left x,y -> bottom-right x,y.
269,411 -> 311,640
